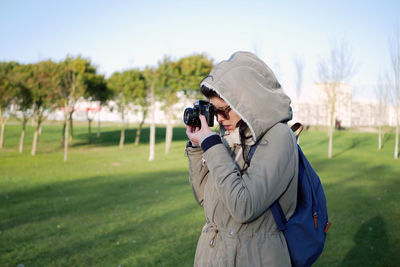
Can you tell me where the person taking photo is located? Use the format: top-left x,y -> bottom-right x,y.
185,51 -> 298,267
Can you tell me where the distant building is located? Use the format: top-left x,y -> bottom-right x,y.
292,83 -> 396,127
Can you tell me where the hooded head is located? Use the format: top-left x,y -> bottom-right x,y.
200,51 -> 292,142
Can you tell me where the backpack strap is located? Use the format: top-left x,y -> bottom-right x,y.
270,201 -> 287,231
290,122 -> 303,140
248,134 -> 264,162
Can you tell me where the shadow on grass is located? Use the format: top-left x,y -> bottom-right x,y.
1,170 -> 188,231
0,169 -> 202,266
72,126 -> 188,147
309,157 -> 400,266
333,137 -> 361,158
382,132 -> 392,148
340,216 -> 389,266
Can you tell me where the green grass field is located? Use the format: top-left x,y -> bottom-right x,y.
1,122 -> 399,266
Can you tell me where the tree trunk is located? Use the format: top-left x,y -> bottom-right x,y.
97,112 -> 101,137
19,128 -> 25,153
0,108 -> 8,148
61,120 -> 66,146
69,111 -> 74,143
328,94 -> 336,159
165,113 -> 173,155
0,121 -> 5,149
64,111 -> 69,162
149,123 -> 155,161
149,83 -> 155,161
165,123 -> 173,155
135,109 -> 147,146
378,126 -> 382,150
135,121 -> 144,146
328,124 -> 333,159
119,111 -> 125,149
88,119 -> 92,144
119,127 -> 125,149
19,115 -> 28,153
31,118 -> 41,156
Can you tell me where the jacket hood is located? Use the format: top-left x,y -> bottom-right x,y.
201,51 -> 292,142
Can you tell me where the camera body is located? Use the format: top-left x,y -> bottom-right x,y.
183,100 -> 215,127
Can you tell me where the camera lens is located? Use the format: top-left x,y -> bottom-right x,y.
183,107 -> 198,126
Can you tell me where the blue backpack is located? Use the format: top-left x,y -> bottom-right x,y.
249,123 -> 331,267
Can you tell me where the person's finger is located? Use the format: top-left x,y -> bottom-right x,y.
199,115 -> 207,126
186,126 -> 192,136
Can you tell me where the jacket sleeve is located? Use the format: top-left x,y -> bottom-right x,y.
186,142 -> 210,206
202,124 -> 298,223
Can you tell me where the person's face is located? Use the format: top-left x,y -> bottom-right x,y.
209,97 -> 241,133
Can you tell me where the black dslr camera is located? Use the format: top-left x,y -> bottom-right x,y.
183,100 -> 215,127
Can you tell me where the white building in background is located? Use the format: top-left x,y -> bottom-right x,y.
291,83 -> 397,127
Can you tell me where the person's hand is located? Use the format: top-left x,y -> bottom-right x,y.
186,115 -> 212,146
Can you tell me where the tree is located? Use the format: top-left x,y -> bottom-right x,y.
30,60 -> 60,155
143,67 -> 158,161
317,40 -> 355,158
155,56 -> 178,155
375,74 -> 389,150
11,64 -> 34,153
84,73 -> 112,144
293,55 -> 305,101
388,27 -> 400,159
107,72 -> 126,149
107,70 -> 142,149
58,56 -> 95,161
126,69 -> 150,146
293,55 -> 305,143
0,61 -> 18,149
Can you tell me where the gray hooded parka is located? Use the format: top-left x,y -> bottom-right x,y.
186,51 -> 298,267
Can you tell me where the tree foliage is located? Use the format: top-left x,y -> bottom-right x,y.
30,60 -> 61,155
107,69 -> 145,148
0,61 -> 19,148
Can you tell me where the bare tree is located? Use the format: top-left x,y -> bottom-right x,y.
318,39 -> 355,158
293,55 -> 305,101
388,27 -> 400,159
375,74 -> 389,150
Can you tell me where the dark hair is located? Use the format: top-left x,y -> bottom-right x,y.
200,85 -> 220,99
238,120 -> 253,165
201,84 -> 252,164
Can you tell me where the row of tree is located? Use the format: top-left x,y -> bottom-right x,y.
0,54 -> 213,161
0,57 -> 110,160
1,38 -> 398,161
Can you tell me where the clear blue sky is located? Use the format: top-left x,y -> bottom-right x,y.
1,0 -> 399,101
